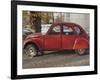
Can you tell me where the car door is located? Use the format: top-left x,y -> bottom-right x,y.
44,24 -> 61,50
62,24 -> 77,49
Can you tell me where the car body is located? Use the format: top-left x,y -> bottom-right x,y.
23,22 -> 89,57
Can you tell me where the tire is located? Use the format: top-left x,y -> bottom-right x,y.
24,44 -> 37,58
75,49 -> 87,55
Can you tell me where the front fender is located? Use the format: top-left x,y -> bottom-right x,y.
73,38 -> 89,49
23,38 -> 42,50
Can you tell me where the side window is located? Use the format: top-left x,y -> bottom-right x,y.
49,25 -> 61,34
74,26 -> 80,35
63,26 -> 73,35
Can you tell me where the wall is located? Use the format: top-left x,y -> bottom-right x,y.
70,13 -> 90,33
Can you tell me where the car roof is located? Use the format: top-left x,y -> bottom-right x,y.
53,22 -> 80,26
51,22 -> 83,30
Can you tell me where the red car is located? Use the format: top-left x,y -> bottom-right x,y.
23,22 -> 89,57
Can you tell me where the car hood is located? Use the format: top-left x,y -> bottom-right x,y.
26,32 -> 44,39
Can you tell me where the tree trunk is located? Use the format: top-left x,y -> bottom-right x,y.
30,12 -> 41,33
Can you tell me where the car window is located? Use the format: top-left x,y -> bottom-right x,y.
63,25 -> 73,35
74,26 -> 80,35
49,25 -> 61,34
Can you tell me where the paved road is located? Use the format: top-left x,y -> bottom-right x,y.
22,50 -> 89,69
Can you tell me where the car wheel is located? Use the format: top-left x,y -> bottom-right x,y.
75,49 -> 86,55
24,44 -> 37,58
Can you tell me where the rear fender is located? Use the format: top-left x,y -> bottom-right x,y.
73,38 -> 89,49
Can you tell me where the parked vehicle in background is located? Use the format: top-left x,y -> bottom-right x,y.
23,28 -> 35,40
23,22 -> 89,57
